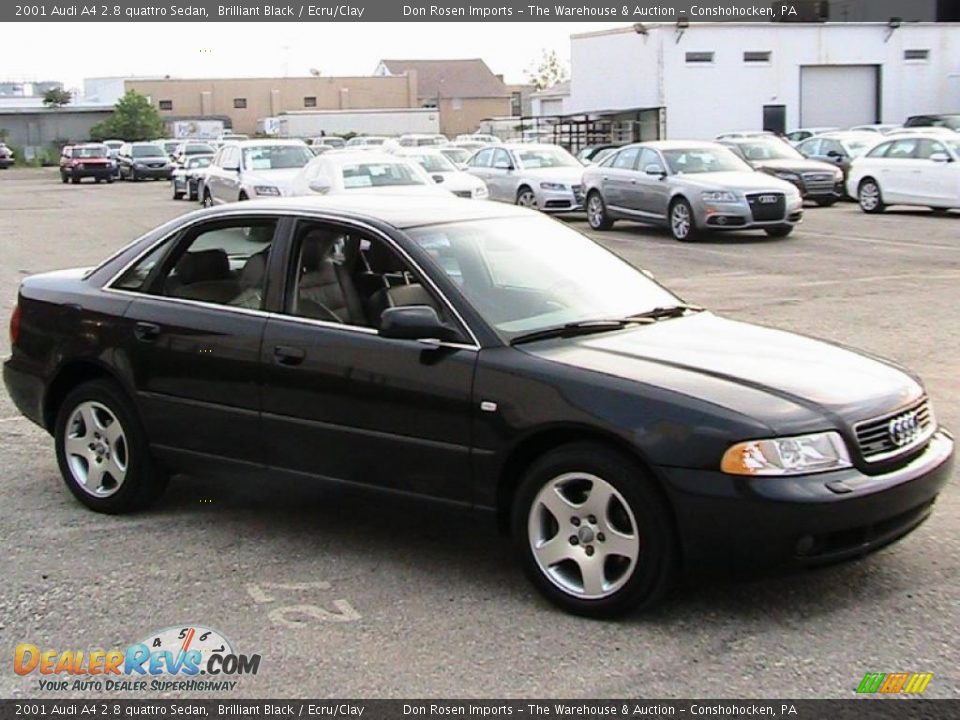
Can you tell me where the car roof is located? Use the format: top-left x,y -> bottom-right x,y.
632,140 -> 723,150
719,136 -> 783,144
222,138 -> 308,147
319,151 -> 410,165
203,195 -> 531,229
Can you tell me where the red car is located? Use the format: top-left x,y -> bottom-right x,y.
59,144 -> 115,184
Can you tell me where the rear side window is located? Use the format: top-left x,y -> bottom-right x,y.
612,148 -> 640,170
885,139 -> 918,159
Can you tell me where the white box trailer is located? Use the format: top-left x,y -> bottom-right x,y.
277,109 -> 440,139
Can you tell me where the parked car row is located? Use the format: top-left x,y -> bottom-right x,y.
0,142 -> 15,169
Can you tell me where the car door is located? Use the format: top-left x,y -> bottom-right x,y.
635,148 -> 670,218
600,147 -> 640,212
465,147 -> 495,195
115,215 -> 282,471
117,144 -> 132,177
214,146 -> 242,203
915,139 -> 957,205
487,148 -> 516,201
879,138 -> 921,202
259,220 -> 477,502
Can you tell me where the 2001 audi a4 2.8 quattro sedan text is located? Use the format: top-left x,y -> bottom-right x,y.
3,197 -> 953,617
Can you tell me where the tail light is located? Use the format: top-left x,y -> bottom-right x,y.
9,304 -> 21,346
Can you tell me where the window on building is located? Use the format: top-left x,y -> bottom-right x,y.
304,96 -> 317,108
233,98 -> 247,109
743,51 -> 771,63
452,97 -> 463,110
158,100 -> 173,111
904,49 -> 930,61
511,91 -> 523,116
686,52 -> 715,64
422,100 -> 438,109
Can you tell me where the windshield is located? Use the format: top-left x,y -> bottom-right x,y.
187,157 -> 212,169
517,147 -> 580,169
441,148 -> 471,164
412,153 -> 456,173
736,140 -> 803,161
132,145 -> 165,158
243,145 -> 313,170
73,145 -> 109,158
184,144 -> 214,155
663,147 -> 750,174
340,161 -> 426,188
406,216 -> 679,342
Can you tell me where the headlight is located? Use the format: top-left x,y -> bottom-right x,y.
540,182 -> 566,191
133,162 -> 145,169
254,185 -> 281,196
473,186 -> 489,198
721,431 -> 851,477
702,191 -> 738,203
775,171 -> 800,181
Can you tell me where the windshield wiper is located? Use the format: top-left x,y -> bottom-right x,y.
510,318 -> 653,346
628,304 -> 704,321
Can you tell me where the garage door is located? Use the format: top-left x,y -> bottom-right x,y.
800,65 -> 878,127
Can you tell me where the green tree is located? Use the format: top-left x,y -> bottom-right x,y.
89,90 -> 165,142
526,49 -> 570,91
41,87 -> 73,108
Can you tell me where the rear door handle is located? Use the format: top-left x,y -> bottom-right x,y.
273,345 -> 306,366
133,322 -> 161,342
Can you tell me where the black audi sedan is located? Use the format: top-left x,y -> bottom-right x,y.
3,197 -> 953,617
720,136 -> 845,206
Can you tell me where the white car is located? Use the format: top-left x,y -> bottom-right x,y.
392,148 -> 488,199
345,136 -> 390,148
288,151 -> 455,198
846,133 -> 960,213
784,127 -> 840,145
455,133 -> 501,145
464,143 -> 585,212
715,131 -> 777,141
438,146 -> 473,169
398,134 -> 448,148
201,139 -> 313,206
849,124 -> 900,134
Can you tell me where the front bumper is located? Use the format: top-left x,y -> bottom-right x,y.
67,165 -> 114,179
3,359 -> 46,430
534,185 -> 584,213
695,195 -> 804,230
131,166 -> 172,179
660,430 -> 954,575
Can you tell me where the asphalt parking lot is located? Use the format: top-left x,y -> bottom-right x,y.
0,168 -> 957,699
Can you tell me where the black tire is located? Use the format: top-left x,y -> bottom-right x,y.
172,186 -> 184,200
668,197 -> 699,242
515,186 -> 537,209
188,186 -> 197,202
129,171 -> 139,182
586,191 -> 614,231
238,191 -> 249,201
929,207 -> 949,216
61,173 -> 68,184
54,380 -> 168,514
202,190 -> 213,208
511,442 -> 677,618
858,178 -> 885,214
765,225 -> 794,238
106,177 -> 114,184
815,197 -> 838,207
95,177 -> 102,184
70,176 -> 80,185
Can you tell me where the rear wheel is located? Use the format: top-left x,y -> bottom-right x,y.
669,198 -> 699,242
516,186 -> 537,209
61,173 -> 68,184
858,178 -> 885,213
238,191 -> 249,201
202,190 -> 214,208
511,443 -> 677,617
70,176 -> 80,184
586,191 -> 614,231
765,225 -> 794,238
54,380 -> 168,514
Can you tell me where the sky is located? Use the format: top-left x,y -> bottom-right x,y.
1,22 -> 624,93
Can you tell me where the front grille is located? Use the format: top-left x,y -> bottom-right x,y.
854,397 -> 935,463
147,163 -> 164,169
801,172 -> 836,194
572,184 -> 584,204
453,190 -> 472,198
746,192 -> 786,221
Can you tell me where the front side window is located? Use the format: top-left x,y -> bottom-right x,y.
638,148 -> 665,173
111,237 -> 178,292
154,220 -> 277,309
885,139 -> 918,159
407,216 -> 678,342
470,149 -> 494,167
915,139 -> 947,159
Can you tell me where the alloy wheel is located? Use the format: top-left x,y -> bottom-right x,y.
527,472 -> 640,600
63,401 -> 129,498
671,203 -> 691,239
516,189 -> 537,208
859,182 -> 880,211
587,195 -> 605,228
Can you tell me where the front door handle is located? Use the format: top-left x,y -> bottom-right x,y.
273,345 -> 306,366
134,322 -> 161,342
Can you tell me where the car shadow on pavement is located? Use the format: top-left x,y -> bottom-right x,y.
147,471 -> 924,623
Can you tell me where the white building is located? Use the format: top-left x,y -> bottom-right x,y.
568,22 -> 960,140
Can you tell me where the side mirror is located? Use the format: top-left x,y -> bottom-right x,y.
308,178 -> 332,194
432,174 -> 445,183
826,150 -> 844,161
493,160 -> 513,170
930,152 -> 951,163
644,164 -> 665,176
379,305 -> 462,344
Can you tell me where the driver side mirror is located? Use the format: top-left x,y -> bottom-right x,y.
644,164 -> 666,177
379,305 -> 464,344
493,159 -> 513,171
432,174 -> 445,184
826,150 -> 844,161
930,152 -> 952,163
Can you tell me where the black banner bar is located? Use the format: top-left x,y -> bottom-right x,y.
5,0 -> 957,23
0,700 -> 956,720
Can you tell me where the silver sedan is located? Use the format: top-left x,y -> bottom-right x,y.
582,141 -> 803,241
464,143 -> 585,212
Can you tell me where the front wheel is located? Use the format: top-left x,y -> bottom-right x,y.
669,198 -> 699,242
54,380 -> 168,514
202,190 -> 214,208
586,191 -> 614,231
858,178 -> 885,213
172,185 -> 184,200
511,443 -> 677,617
516,186 -> 538,209
765,225 -> 794,237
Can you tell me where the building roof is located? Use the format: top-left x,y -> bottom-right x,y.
378,59 -> 509,99
532,80 -> 571,99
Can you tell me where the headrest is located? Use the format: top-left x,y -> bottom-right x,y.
176,249 -> 230,285
239,251 -> 268,288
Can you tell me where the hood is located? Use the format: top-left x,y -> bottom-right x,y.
751,158 -> 840,174
675,171 -> 798,193
520,166 -> 586,185
434,172 -> 485,193
340,185 -> 454,198
522,312 -> 922,428
244,167 -> 303,191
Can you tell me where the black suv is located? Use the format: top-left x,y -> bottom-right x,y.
904,114 -> 960,131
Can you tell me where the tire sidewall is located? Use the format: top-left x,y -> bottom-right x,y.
511,443 -> 676,618
54,380 -> 162,514
858,179 -> 883,213
669,198 -> 698,242
587,191 -> 612,230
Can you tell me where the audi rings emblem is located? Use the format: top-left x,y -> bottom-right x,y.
888,412 -> 920,447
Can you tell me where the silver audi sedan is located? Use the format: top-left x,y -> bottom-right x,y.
464,143 -> 585,212
582,141 -> 803,241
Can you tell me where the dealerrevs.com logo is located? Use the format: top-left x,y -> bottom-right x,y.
15,625 -> 261,692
